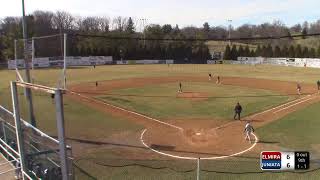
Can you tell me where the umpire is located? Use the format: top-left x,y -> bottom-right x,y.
234,102 -> 242,120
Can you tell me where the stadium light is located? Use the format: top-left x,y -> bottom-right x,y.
227,19 -> 232,46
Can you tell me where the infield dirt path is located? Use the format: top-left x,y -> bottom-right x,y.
67,76 -> 320,159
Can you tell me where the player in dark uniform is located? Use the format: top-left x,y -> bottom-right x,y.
234,102 -> 242,120
317,80 -> 320,93
50,93 -> 55,103
208,73 -> 212,81
96,81 -> 98,87
179,82 -> 182,93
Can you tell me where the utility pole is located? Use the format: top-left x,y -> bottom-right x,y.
22,0 -> 36,127
227,19 -> 232,46
140,18 -> 147,47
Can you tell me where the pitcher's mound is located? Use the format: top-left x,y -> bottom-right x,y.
177,92 -> 208,101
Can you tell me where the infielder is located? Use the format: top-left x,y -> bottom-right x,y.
208,73 -> 213,81
317,80 -> 320,93
244,121 -> 255,143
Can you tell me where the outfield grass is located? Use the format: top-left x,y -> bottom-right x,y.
258,101 -> 320,151
1,65 -> 320,179
97,82 -> 291,120
2,64 -> 320,91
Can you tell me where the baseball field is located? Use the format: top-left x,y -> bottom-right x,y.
1,64 -> 320,179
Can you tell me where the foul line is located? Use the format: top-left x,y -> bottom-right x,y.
273,96 -> 316,114
208,94 -> 315,134
250,95 -> 312,118
140,129 -> 258,160
68,90 -> 183,130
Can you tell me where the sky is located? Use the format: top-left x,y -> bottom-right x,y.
1,0 -> 320,28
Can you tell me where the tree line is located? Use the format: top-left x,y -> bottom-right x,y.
1,10 -> 320,63
0,11 -> 211,63
224,44 -> 320,60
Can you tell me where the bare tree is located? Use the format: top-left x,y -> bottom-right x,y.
52,11 -> 75,31
33,11 -> 54,35
112,16 -> 128,32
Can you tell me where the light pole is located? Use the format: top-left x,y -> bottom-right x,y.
227,19 -> 232,46
22,0 -> 36,127
140,18 -> 147,47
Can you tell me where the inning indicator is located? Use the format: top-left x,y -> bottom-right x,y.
260,151 -> 309,170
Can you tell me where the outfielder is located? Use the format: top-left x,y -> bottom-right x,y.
179,82 -> 182,93
244,121 -> 255,143
317,80 -> 320,93
297,83 -> 302,95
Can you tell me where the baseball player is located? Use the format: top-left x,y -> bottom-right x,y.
244,121 -> 255,142
317,80 -> 320,93
96,81 -> 98,87
297,83 -> 302,95
208,73 -> 212,81
216,75 -> 221,84
179,82 -> 182,93
234,102 -> 242,120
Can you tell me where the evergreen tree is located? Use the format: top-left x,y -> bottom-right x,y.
255,45 -> 261,56
309,48 -> 316,58
317,45 -> 320,58
281,45 -> 289,57
274,46 -> 281,57
250,49 -> 256,57
223,45 -> 231,60
261,45 -> 267,57
302,47 -> 309,58
126,17 -> 135,34
238,45 -> 244,57
244,45 -> 250,57
288,45 -> 295,58
295,44 -> 302,58
266,44 -> 273,57
230,45 -> 238,60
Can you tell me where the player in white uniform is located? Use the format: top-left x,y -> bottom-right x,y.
244,121 -> 255,143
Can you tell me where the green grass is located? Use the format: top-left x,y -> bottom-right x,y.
0,88 -> 142,140
258,101 -> 320,151
1,65 -> 320,179
2,64 -> 320,91
97,82 -> 290,120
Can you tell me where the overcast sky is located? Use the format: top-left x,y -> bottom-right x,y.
1,0 -> 320,27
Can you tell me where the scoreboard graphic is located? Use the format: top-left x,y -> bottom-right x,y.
260,151 -> 309,170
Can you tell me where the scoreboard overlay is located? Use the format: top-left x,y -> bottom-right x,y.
260,151 -> 309,170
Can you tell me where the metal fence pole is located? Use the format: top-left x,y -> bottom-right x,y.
11,81 -> 27,180
14,40 -> 18,68
197,158 -> 200,180
63,33 -> 67,89
55,89 -> 69,180
1,121 -> 8,159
